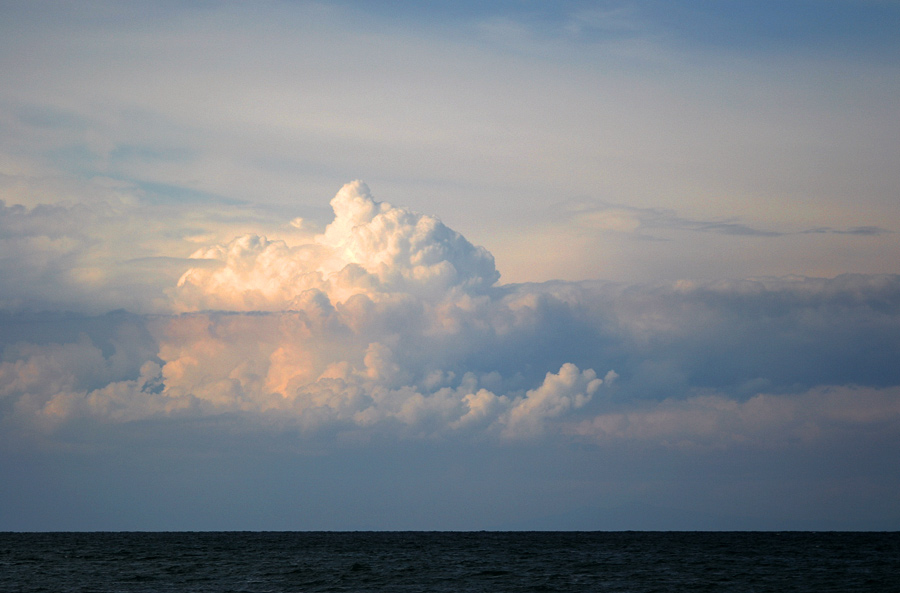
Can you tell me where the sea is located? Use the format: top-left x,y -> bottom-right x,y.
1,531 -> 898,592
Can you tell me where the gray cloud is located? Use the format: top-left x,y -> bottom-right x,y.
4,270 -> 899,451
802,225 -> 892,236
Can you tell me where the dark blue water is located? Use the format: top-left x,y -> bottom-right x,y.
1,532 -> 898,592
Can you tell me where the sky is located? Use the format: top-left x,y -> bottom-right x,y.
1,0 -> 899,531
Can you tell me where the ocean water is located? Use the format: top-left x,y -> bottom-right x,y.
1,531 -> 898,592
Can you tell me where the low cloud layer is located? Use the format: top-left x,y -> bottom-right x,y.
573,385 -> 900,450
3,183 -> 899,452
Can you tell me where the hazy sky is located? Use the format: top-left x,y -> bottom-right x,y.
1,0 -> 899,530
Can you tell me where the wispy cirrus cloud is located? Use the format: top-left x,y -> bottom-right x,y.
566,199 -> 893,239
2,0 -> 898,287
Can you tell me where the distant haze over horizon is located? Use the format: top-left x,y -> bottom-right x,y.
1,0 -> 899,531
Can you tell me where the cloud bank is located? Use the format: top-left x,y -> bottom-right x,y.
3,183 -> 899,453
1,183 -> 611,440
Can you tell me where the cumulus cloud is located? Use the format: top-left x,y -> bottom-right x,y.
2,183 -> 899,451
0,312 -> 161,429
501,363 -> 604,438
0,183 -> 610,439
153,181 -> 609,438
0,311 -> 608,439
173,181 -> 499,311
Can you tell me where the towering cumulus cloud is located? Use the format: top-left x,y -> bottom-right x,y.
174,181 -> 500,311
2,183 -> 608,438
4,182 -> 900,454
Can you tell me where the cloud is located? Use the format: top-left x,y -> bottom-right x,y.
568,199 -> 892,239
0,173 -> 310,314
3,0 -> 899,289
1,182 -> 899,453
802,226 -> 892,236
155,182 -> 608,438
173,181 -> 499,311
501,363 -> 604,438
0,196 -> 197,313
1,1 -> 899,531
0,183 -> 610,439
0,311 -> 161,429
572,385 -> 900,451
1,310 -> 609,440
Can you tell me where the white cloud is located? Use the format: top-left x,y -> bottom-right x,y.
0,183 -> 611,438
501,363 -> 603,438
173,181 -> 499,312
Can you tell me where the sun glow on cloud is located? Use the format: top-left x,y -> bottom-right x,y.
2,182 -> 899,456
173,181 -> 499,311
5,182 -> 611,439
